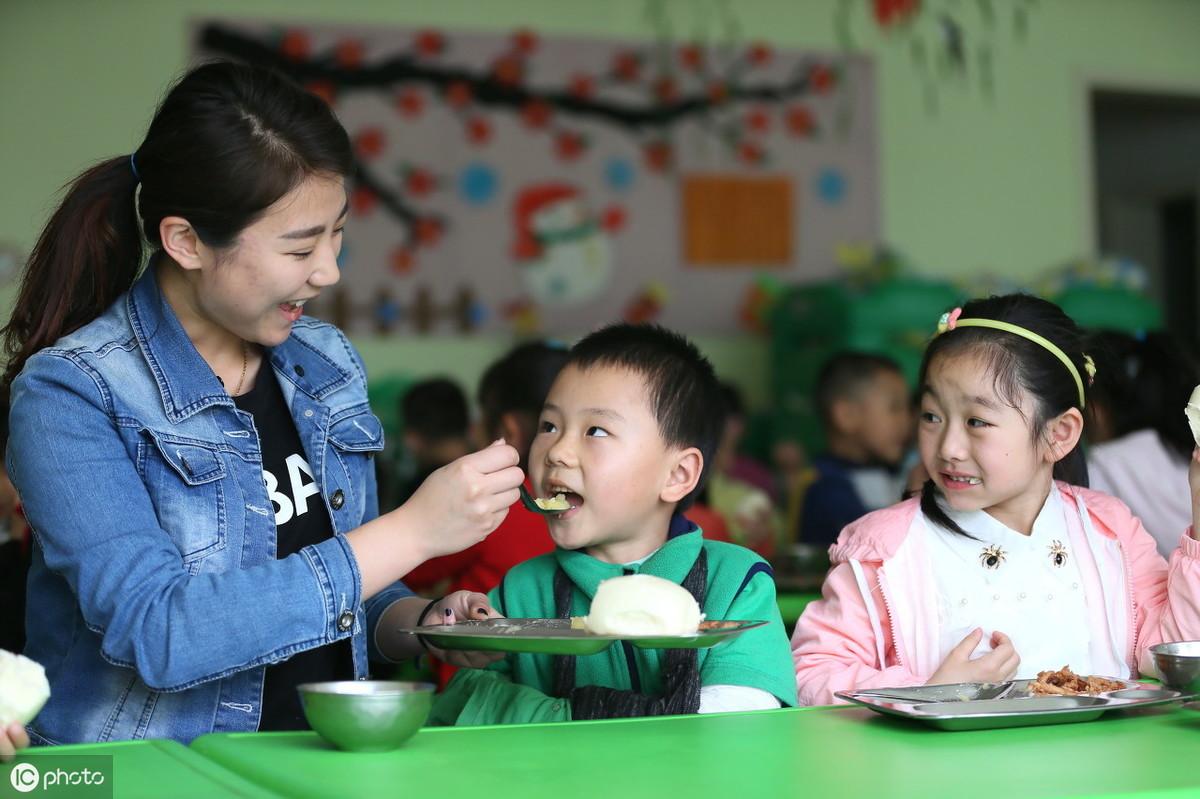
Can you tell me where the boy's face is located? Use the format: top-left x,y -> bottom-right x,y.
529,364 -> 697,563
848,369 -> 912,466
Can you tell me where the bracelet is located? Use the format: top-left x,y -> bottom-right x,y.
416,596 -> 443,653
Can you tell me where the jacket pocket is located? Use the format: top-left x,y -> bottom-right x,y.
137,430 -> 227,569
327,409 -> 385,522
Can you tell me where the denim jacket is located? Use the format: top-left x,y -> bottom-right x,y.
7,268 -> 412,745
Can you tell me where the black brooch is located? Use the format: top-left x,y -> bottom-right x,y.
1049,540 -> 1068,568
979,544 -> 1007,570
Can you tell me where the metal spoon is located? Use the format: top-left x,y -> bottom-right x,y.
519,484 -> 571,515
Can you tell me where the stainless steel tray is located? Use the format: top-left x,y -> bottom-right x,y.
398,618 -> 767,655
837,679 -> 1193,731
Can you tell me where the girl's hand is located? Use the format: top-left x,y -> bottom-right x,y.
1189,448 -> 1200,539
0,721 -> 30,762
926,629 -> 1020,686
400,440 -> 524,560
419,591 -> 506,669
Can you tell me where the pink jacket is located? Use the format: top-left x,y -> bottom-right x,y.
791,482 -> 1200,706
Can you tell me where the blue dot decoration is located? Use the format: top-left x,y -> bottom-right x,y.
458,162 -> 499,206
467,303 -> 488,327
816,167 -> 847,205
375,298 -> 402,326
604,157 -> 636,192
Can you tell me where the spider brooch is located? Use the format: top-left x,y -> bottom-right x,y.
979,544 -> 1007,570
1049,540 -> 1068,568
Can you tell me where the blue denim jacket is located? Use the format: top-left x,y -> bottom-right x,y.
7,268 -> 413,745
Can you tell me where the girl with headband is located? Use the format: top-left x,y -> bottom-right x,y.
792,294 -> 1200,704
2,61 -> 522,745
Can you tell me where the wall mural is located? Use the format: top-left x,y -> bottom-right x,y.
195,21 -> 879,334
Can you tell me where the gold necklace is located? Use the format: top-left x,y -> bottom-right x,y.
226,342 -> 248,396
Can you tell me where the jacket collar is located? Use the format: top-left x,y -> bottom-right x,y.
128,267 -> 350,423
554,524 -> 704,599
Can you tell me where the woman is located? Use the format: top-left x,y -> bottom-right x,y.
3,61 -> 520,745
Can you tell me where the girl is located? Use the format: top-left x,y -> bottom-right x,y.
4,61 -> 521,744
792,294 -> 1200,706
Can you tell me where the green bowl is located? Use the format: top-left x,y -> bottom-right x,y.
297,681 -> 434,752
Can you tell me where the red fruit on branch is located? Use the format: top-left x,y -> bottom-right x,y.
405,168 -> 436,197
679,43 -> 705,71
415,29 -> 446,57
396,87 -> 425,117
569,73 -> 596,99
335,39 -> 364,70
706,82 -> 729,104
445,81 -> 473,108
280,29 -> 310,62
512,28 -> 539,54
415,218 -> 444,246
350,186 -> 377,216
746,107 -> 771,133
601,205 -> 627,233
305,80 -> 336,106
492,55 -> 524,87
644,140 -> 673,173
653,76 -> 680,103
785,105 -> 814,136
554,131 -> 586,161
810,64 -> 835,94
466,116 -> 493,145
873,0 -> 921,27
613,51 -> 641,82
390,246 -> 415,275
747,42 -> 773,66
737,141 -> 765,164
354,128 -> 386,159
521,99 -> 553,129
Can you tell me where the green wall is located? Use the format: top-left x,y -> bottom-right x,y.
4,0 -> 1199,402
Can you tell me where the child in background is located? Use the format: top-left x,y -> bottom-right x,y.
1086,331 -> 1200,557
394,378 -> 472,505
404,343 -> 565,688
430,324 -> 796,725
798,352 -> 912,547
792,295 -> 1200,706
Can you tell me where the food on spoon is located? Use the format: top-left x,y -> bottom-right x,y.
0,649 -> 50,726
1029,665 -> 1124,696
1186,384 -> 1200,447
583,574 -> 704,636
533,493 -> 571,511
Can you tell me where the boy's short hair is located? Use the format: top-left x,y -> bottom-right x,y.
401,378 -> 469,443
566,324 -> 722,509
815,351 -> 903,426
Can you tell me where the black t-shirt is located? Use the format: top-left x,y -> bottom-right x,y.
234,369 -> 353,731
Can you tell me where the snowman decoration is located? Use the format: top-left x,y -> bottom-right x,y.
511,183 -> 612,306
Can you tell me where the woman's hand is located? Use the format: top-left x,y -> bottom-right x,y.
420,591 -> 506,669
926,629 -> 1019,686
400,439 -> 524,561
0,721 -> 30,762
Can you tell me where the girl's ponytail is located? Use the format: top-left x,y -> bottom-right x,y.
2,156 -> 143,400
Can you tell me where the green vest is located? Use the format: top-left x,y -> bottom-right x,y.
430,530 -> 797,726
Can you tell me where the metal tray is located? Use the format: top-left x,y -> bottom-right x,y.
837,679 -> 1193,731
398,618 -> 768,655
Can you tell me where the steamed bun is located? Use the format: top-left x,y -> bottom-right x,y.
0,650 -> 50,726
583,574 -> 703,636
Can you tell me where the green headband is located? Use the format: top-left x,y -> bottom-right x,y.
936,309 -> 1095,408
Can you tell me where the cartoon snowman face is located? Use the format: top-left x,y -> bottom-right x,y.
521,198 -> 612,306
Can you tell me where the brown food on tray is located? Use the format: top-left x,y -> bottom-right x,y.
1029,665 -> 1125,695
698,621 -> 742,631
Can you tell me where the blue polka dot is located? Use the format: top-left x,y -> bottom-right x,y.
458,162 -> 498,206
375,298 -> 402,326
604,157 -> 636,192
816,168 -> 847,204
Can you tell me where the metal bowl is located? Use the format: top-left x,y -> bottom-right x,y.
297,681 -> 434,752
1149,641 -> 1200,694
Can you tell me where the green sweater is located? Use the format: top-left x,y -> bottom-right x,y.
429,528 -> 797,726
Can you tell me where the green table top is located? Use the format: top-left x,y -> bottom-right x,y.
191,703 -> 1200,799
14,738 -> 277,798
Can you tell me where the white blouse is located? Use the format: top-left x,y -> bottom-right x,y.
925,486 -> 1093,679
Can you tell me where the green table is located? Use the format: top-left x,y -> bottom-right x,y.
191,703 -> 1200,799
12,738 -> 277,798
776,591 -> 820,629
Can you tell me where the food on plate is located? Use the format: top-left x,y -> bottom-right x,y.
1186,384 -> 1200,447
1029,665 -> 1124,696
582,574 -> 704,636
0,649 -> 50,726
533,493 -> 571,511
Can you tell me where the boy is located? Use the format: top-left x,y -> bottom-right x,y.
429,324 -> 796,726
394,378 -> 472,505
798,351 -> 912,547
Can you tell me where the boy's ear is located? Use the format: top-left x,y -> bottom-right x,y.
660,447 -> 704,505
1044,407 -> 1085,464
160,216 -> 215,271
